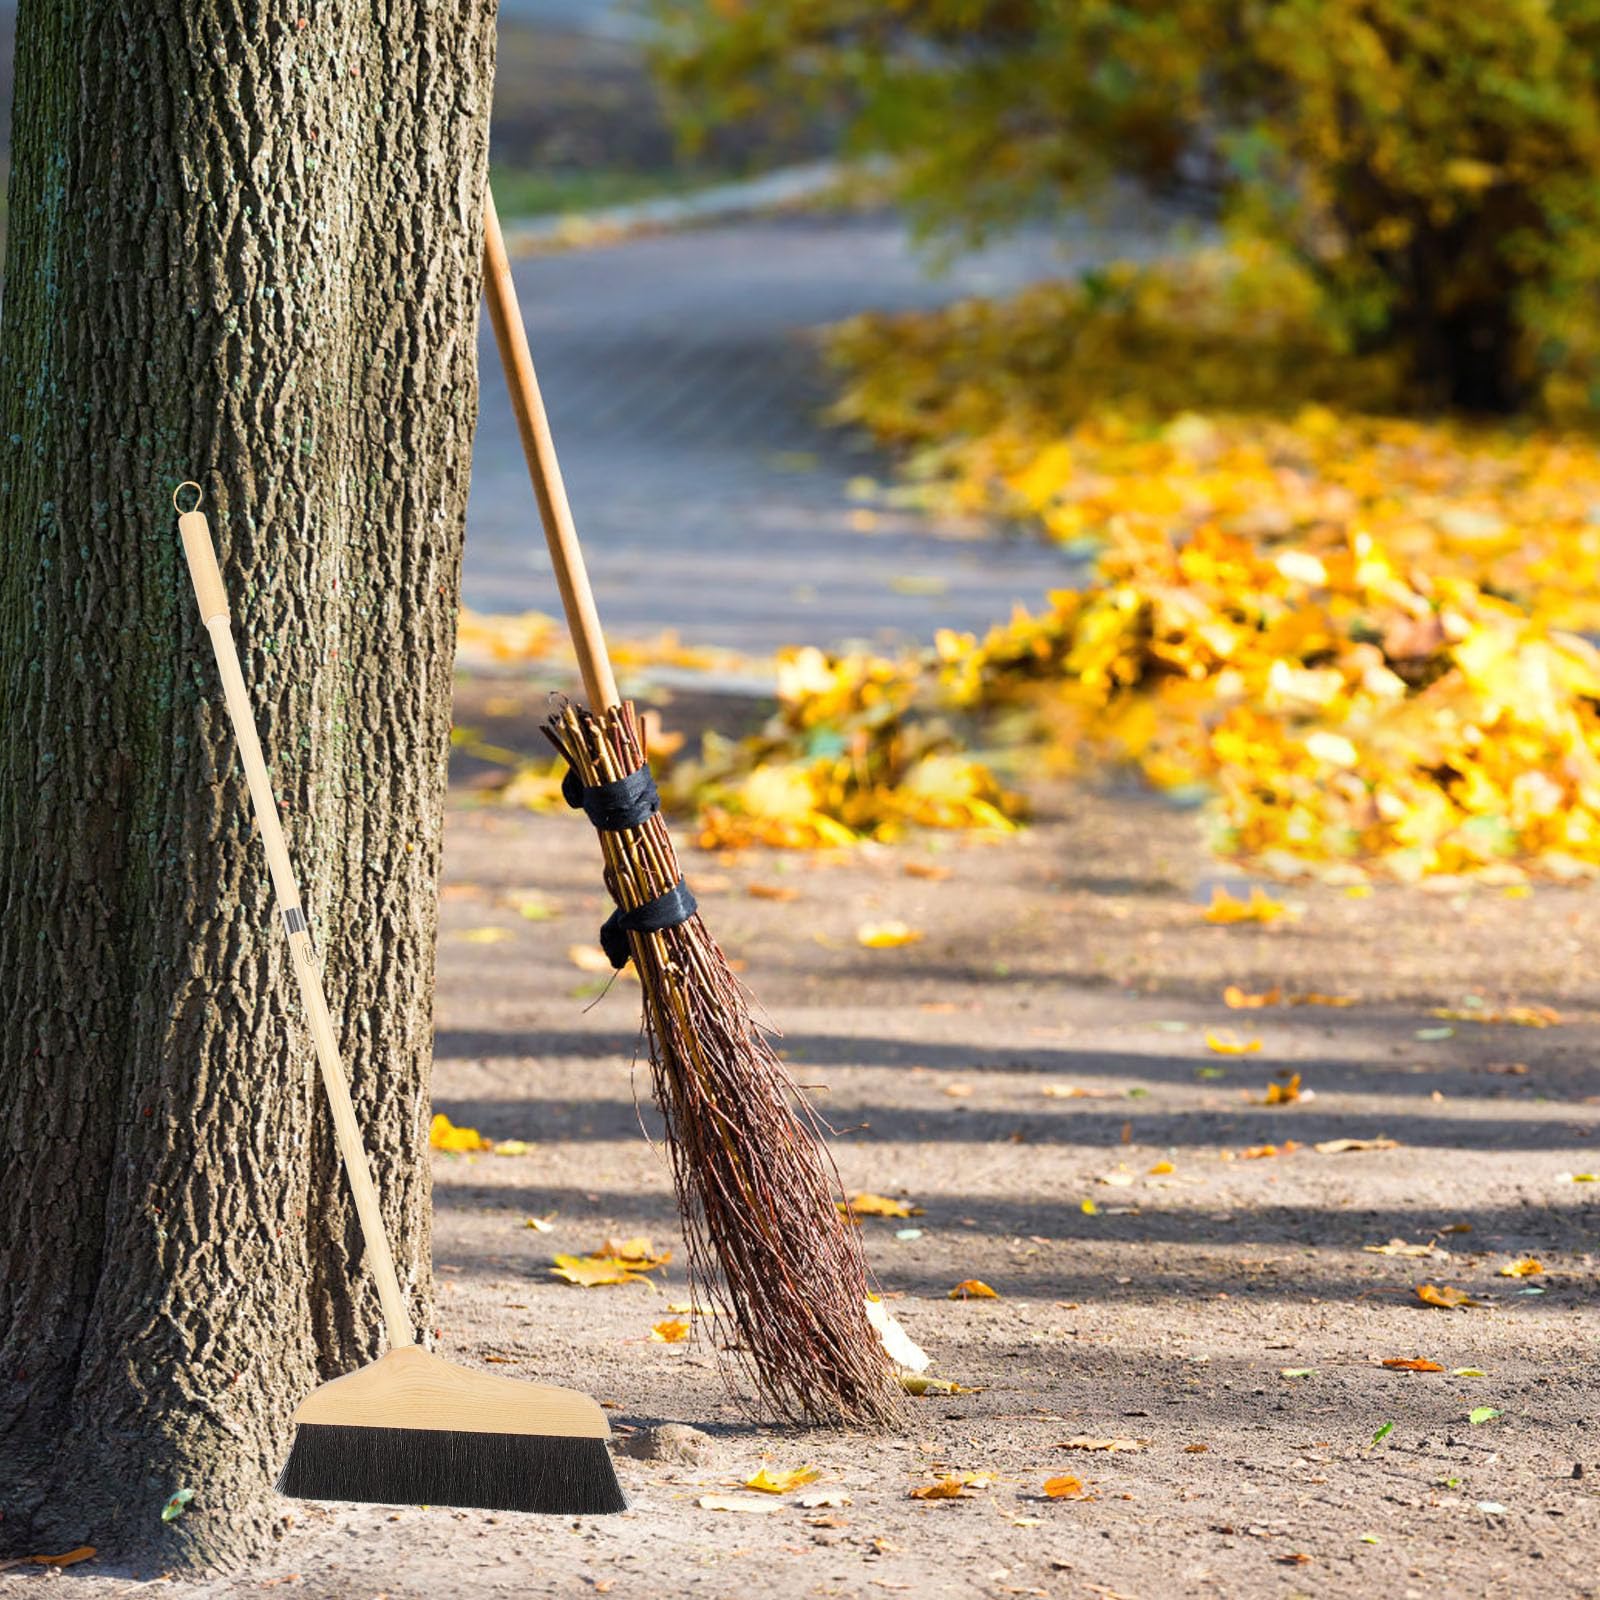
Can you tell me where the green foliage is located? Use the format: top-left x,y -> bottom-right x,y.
654,0 -> 1600,413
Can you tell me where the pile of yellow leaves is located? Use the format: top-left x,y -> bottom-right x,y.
668,646 -> 1022,850
745,243 -> 1600,880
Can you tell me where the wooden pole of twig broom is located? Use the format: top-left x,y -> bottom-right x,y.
481,193 -> 901,1426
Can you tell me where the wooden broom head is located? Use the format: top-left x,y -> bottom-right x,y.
291,1345 -> 611,1438
278,1348 -> 626,1514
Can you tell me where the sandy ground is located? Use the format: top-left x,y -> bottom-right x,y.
11,681 -> 1599,1600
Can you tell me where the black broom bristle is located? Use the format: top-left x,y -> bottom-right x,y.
276,1423 -> 627,1515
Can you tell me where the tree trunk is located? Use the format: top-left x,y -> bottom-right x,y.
0,0 -> 496,1568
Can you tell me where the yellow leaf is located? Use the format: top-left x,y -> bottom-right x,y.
429,1112 -> 491,1153
1263,1073 -> 1302,1104
596,1236 -> 672,1269
1315,1136 -> 1398,1153
460,926 -> 511,944
1224,984 -> 1281,1009
651,1319 -> 690,1343
1206,1029 -> 1262,1056
856,920 -> 924,949
841,1192 -> 922,1219
1498,1258 -> 1543,1278
549,1254 -> 650,1288
949,1279 -> 999,1299
1416,1283 -> 1476,1309
747,882 -> 800,902
1205,887 -> 1287,925
1381,1358 -> 1444,1371
1148,1160 -> 1175,1175
523,1214 -> 556,1232
899,1374 -> 970,1396
493,1139 -> 531,1156
1080,1197 -> 1100,1214
567,943 -> 615,973
1042,1474 -> 1093,1500
25,1549 -> 96,1569
745,1466 -> 822,1494
910,1473 -> 991,1500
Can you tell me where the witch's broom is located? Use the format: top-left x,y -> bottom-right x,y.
177,486 -> 626,1512
482,196 -> 900,1427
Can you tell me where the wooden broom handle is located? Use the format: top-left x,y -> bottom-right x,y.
177,495 -> 415,1351
481,191 -> 621,712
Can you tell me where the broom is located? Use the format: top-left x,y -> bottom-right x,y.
175,484 -> 627,1514
481,197 -> 901,1427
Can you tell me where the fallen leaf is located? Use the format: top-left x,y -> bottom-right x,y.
842,1193 -> 923,1219
1184,1443 -> 1209,1453
429,1113 -> 491,1153
597,1236 -> 672,1268
1205,887 -> 1288,925
747,883 -> 800,902
1468,1406 -> 1503,1425
899,1374 -> 972,1396
1055,1437 -> 1141,1452
523,1214 -> 556,1233
1416,1283 -> 1482,1309
949,1279 -> 998,1299
1224,984 -> 1281,1009
798,1490 -> 851,1508
1277,1553 -> 1312,1566
1382,1358 -> 1444,1372
698,1494 -> 781,1514
1080,1197 -> 1100,1215
1558,1172 -> 1599,1183
1291,992 -> 1358,1007
746,1466 -> 822,1494
1042,1474 -> 1093,1500
549,1254 -> 652,1288
1370,1421 -> 1395,1446
1315,1136 -> 1399,1154
1498,1258 -> 1544,1278
1041,1083 -> 1099,1099
1365,1238 -> 1443,1258
650,1319 -> 690,1343
1206,1029 -> 1262,1056
856,920 -> 924,949
942,1081 -> 975,1099
27,1549 -> 95,1568
492,1139 -> 531,1156
910,1474 -> 981,1500
460,926 -> 511,944
1431,1004 -> 1561,1027
1263,1073 -> 1302,1104
1452,1368 -> 1488,1378
903,861 -> 953,881
1279,1367 -> 1316,1378
1240,1141 -> 1300,1159
1148,1160 -> 1175,1175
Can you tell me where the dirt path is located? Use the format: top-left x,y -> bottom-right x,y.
19,705 -> 1598,1599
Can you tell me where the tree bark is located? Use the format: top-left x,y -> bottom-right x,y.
0,0 -> 495,1567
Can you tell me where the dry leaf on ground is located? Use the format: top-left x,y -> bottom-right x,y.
1417,1283 -> 1484,1309
745,1466 -> 822,1494
1499,1258 -> 1544,1277
1207,1030 -> 1263,1056
949,1279 -> 999,1299
549,1254 -> 653,1289
856,920 -> 925,948
1263,1073 -> 1302,1104
650,1319 -> 690,1343
1382,1358 -> 1445,1371
1205,888 -> 1289,925
841,1193 -> 923,1219
429,1113 -> 491,1153
1224,984 -> 1281,1009
1043,1474 -> 1094,1500
1316,1136 -> 1400,1153
1055,1437 -> 1142,1452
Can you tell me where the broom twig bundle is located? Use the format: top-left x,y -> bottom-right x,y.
544,698 -> 900,1426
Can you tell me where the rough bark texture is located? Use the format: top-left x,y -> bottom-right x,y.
0,0 -> 496,1568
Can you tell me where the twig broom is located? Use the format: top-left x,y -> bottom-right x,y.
176,485 -> 627,1512
482,197 -> 900,1427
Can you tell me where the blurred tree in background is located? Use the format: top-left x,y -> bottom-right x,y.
656,0 -> 1600,415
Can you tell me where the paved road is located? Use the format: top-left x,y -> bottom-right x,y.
468,211 -> 1165,653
